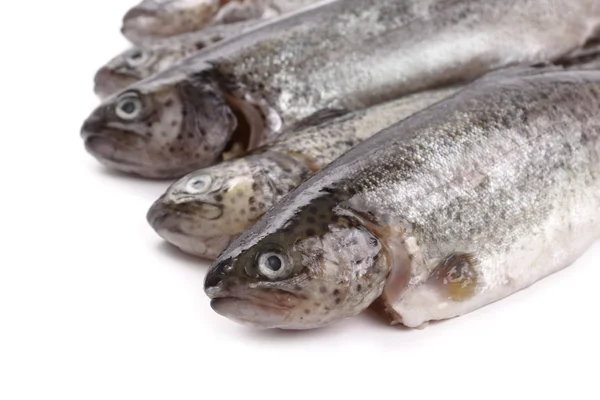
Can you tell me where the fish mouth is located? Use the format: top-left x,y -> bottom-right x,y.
209,291 -> 299,328
147,198 -> 224,226
147,200 -> 231,259
82,131 -> 147,166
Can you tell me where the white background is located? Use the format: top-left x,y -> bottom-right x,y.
1,1 -> 599,399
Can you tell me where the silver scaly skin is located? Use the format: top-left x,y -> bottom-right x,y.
121,0 -> 318,45
147,88 -> 460,259
146,46 -> 600,259
81,0 -> 600,179
98,0 -> 324,98
204,66 -> 600,330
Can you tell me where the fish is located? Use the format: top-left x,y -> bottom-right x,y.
203,65 -> 600,330
121,0 -> 318,44
82,0 -> 600,179
96,19 -> 262,99
146,87 -> 461,259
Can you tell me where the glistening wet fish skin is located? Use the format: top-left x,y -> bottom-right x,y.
82,0 -> 600,179
204,66 -> 600,330
96,20 -> 263,99
147,48 -> 600,260
121,0 -> 319,44
147,88 -> 460,259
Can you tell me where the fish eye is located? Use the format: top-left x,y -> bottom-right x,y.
257,251 -> 292,280
186,175 -> 212,193
126,49 -> 149,67
115,93 -> 143,121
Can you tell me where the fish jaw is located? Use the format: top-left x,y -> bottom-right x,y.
121,0 -> 221,43
207,286 -> 306,329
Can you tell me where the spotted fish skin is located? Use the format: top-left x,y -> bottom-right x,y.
147,87 -> 460,259
204,66 -> 600,330
82,0 -> 600,179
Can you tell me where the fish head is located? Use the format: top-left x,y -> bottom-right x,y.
146,155 -> 276,259
81,73 -> 238,179
94,47 -> 167,99
121,0 -> 220,43
204,189 -> 389,329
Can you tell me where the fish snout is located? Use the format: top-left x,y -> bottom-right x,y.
146,196 -> 171,229
81,111 -> 106,139
204,258 -> 233,294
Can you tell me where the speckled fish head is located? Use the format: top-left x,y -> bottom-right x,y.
94,46 -> 168,99
121,0 -> 220,43
147,155 -> 277,259
204,188 -> 389,329
81,74 -> 237,179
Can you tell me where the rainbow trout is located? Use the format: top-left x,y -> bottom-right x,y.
204,66 -> 600,329
82,0 -> 600,179
147,87 -> 460,259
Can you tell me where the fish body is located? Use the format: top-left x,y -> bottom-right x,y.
82,0 -> 600,179
121,0 -> 319,44
204,66 -> 600,330
147,88 -> 460,259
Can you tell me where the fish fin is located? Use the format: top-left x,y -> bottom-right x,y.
289,108 -> 351,131
384,252 -> 481,328
426,253 -> 479,302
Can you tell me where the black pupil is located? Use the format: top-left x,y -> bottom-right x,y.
130,51 -> 142,60
121,101 -> 136,114
266,255 -> 282,271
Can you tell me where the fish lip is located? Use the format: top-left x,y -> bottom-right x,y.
81,127 -> 147,148
82,133 -> 149,168
147,200 -> 224,233
209,292 -> 297,312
